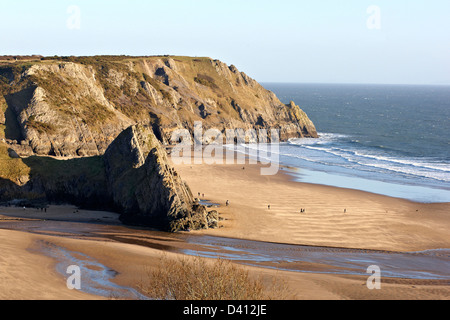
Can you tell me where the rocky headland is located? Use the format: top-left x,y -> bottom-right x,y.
0,55 -> 317,231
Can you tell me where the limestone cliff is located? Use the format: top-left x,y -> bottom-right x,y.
0,124 -> 210,232
0,55 -> 318,231
103,124 -> 208,230
0,56 -> 318,158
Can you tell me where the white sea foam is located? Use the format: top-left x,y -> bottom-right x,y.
226,132 -> 450,184
289,132 -> 350,146
286,134 -> 450,183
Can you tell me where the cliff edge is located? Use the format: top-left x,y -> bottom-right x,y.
1,55 -> 317,158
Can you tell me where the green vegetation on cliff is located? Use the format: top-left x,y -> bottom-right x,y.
0,144 -> 30,184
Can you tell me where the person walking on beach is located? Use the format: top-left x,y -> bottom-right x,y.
268,205 -> 271,210
226,200 -> 229,207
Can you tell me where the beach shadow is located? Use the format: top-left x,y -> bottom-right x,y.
0,155 -> 115,212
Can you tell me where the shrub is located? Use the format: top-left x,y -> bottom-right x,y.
139,254 -> 293,300
194,74 -> 218,89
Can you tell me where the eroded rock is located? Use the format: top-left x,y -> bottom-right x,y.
104,124 -> 209,231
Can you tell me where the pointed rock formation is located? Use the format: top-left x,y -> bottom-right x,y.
104,124 -> 208,231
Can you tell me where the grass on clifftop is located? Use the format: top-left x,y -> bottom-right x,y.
2,55 -> 274,130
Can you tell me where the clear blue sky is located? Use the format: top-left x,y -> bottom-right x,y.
1,0 -> 449,84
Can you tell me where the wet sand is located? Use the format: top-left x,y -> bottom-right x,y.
175,160 -> 450,252
0,157 -> 449,300
1,205 -> 450,299
3,217 -> 449,281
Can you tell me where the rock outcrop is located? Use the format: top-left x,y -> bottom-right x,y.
3,63 -> 133,157
1,56 -> 318,158
103,124 -> 208,231
0,124 -> 210,232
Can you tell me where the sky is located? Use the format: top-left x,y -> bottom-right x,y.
1,0 -> 449,85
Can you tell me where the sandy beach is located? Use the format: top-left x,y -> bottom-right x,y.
175,158 -> 450,252
0,158 -> 449,300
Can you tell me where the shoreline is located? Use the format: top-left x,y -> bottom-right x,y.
175,145 -> 450,205
280,165 -> 450,206
230,142 -> 450,204
4,153 -> 447,253
0,153 -> 449,299
285,165 -> 450,204
171,153 -> 450,252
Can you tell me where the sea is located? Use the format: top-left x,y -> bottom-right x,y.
258,83 -> 450,203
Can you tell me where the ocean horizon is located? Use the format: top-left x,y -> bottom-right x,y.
258,83 -> 450,203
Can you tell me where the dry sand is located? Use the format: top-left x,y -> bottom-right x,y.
0,159 -> 449,300
176,161 -> 450,252
0,229 -> 97,300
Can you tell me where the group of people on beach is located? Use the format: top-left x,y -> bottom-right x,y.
197,194 -> 349,216
26,206 -> 47,212
265,205 -> 347,214
268,205 -> 306,213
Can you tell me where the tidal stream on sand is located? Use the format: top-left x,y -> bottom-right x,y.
1,218 -> 450,299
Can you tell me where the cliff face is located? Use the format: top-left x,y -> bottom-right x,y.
0,55 -> 318,231
103,124 -> 208,230
0,124 -> 209,232
1,56 -> 317,158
